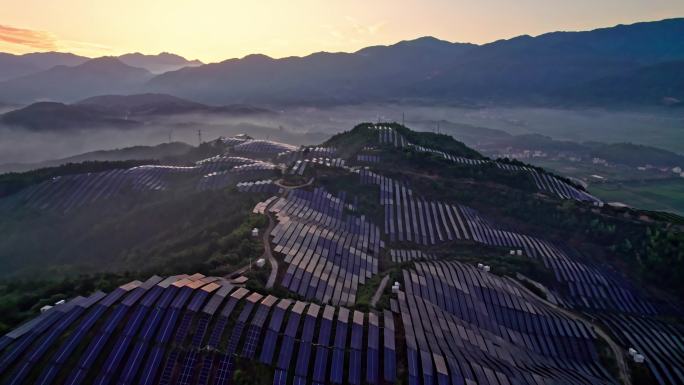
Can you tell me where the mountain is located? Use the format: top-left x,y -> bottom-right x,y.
147,18 -> 684,106
561,60 -> 684,106
0,52 -> 88,81
76,93 -> 275,116
146,37 -> 476,104
118,52 -> 203,73
407,18 -> 684,103
0,101 -> 139,130
0,57 -> 152,104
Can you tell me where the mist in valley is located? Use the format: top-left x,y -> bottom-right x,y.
1,103 -> 683,170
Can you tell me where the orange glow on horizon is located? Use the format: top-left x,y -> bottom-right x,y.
1,0 -> 683,62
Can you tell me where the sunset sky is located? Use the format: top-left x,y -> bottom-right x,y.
1,0 -> 683,62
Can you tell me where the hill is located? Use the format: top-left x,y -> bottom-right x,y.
0,101 -> 139,130
0,142 -> 194,173
0,57 -> 152,103
0,123 -> 682,385
77,93 -> 274,117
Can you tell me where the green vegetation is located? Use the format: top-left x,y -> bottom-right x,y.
587,142 -> 684,168
0,272 -> 138,335
591,178 -> 684,215
0,188 -> 266,278
324,123 -> 378,158
0,160 -> 158,198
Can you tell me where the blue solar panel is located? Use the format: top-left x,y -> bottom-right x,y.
348,349 -> 362,385
138,345 -> 165,385
213,353 -> 234,385
273,369 -> 288,385
177,350 -> 198,385
196,355 -> 213,385
259,330 -> 279,364
330,348 -> 345,384
384,348 -> 396,383
276,336 -> 296,369
366,348 -> 379,384
158,350 -> 179,385
156,308 -> 181,344
117,340 -> 148,383
191,315 -> 210,348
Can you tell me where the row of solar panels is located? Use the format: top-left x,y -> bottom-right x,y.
398,260 -> 615,385
266,187 -> 382,305
370,124 -> 601,204
361,169 -> 655,317
597,313 -> 684,385
360,170 -> 472,245
0,273 -> 398,385
459,205 -> 657,316
5,155 -> 279,212
357,155 -> 381,163
389,249 -> 436,263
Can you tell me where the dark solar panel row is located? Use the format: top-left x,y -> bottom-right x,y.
458,205 -> 657,315
397,260 -> 616,385
372,124 -> 602,205
359,170 -> 472,244
598,313 -> 684,385
0,273 -> 401,385
265,186 -> 381,305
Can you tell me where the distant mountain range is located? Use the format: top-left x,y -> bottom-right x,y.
0,18 -> 682,107
0,51 -> 201,82
0,93 -> 275,130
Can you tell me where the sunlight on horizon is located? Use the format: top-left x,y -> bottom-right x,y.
1,0 -> 683,61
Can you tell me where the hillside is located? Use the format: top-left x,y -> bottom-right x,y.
0,123 -> 683,385
0,142 -> 194,174
0,101 -> 139,130
77,93 -> 275,117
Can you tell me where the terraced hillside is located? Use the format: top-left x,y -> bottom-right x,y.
1,123 -> 683,385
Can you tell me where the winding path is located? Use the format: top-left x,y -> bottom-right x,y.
262,198 -> 279,289
506,276 -> 632,385
370,275 -> 390,307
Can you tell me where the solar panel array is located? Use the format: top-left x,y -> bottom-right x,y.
398,260 -> 615,385
232,140 -> 299,155
196,161 -> 278,191
265,187 -> 382,305
390,249 -> 437,263
236,180 -> 281,194
305,146 -> 337,158
360,169 -> 472,244
597,314 -> 684,385
357,154 -> 381,163
11,166 -> 195,212
370,124 -> 601,204
0,275 -> 397,385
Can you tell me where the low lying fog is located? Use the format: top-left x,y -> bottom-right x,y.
1,104 -> 683,169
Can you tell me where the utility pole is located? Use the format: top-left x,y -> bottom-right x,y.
197,129 -> 202,146
168,129 -> 173,143
402,112 -> 405,127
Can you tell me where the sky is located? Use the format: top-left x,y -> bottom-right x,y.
1,0 -> 683,63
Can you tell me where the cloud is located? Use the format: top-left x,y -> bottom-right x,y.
0,24 -> 57,50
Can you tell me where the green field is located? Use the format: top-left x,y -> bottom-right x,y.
590,178 -> 684,215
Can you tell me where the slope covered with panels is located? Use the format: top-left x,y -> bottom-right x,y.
397,260 -> 613,385
266,187 -> 381,305
0,274 -> 397,385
